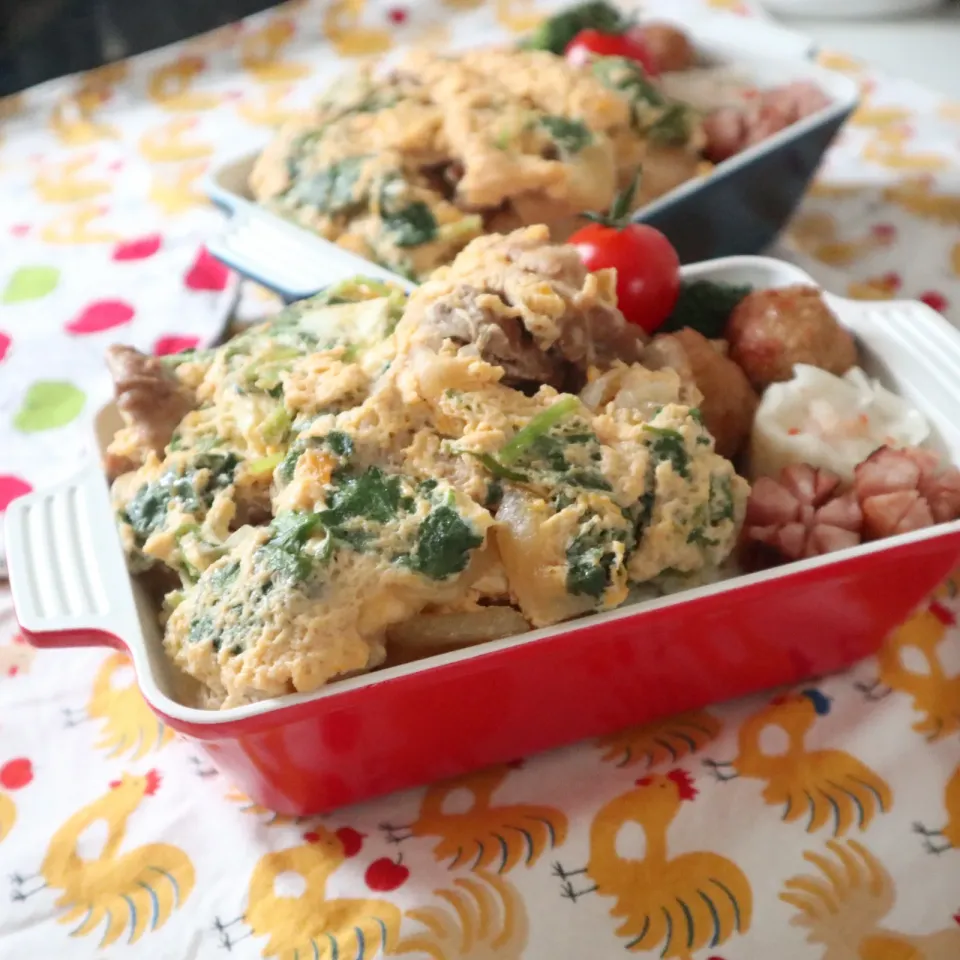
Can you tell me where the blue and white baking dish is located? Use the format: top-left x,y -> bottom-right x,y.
205,13 -> 858,301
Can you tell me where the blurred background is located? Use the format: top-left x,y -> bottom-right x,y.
1,0 -> 959,96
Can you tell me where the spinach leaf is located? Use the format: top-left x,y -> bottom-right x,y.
287,157 -> 366,215
319,466 -> 409,528
124,452 -> 238,541
259,511 -> 325,582
408,506 -> 483,580
643,425 -> 690,479
659,280 -> 752,338
709,475 -> 735,524
382,201 -> 438,248
188,614 -> 216,644
592,56 -> 664,109
566,521 -> 630,599
540,115 -> 593,156
520,1 -> 626,54
647,103 -> 694,147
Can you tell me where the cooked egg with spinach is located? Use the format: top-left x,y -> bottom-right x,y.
108,229 -> 747,709
250,46 -> 703,281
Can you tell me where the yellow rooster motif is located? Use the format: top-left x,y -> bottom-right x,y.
495,0 -> 544,33
48,63 -> 126,146
781,839 -> 960,959
10,770 -> 195,947
63,653 -> 172,760
914,764 -> 960,856
214,826 -> 401,958
40,204 -> 120,245
554,770 -> 752,958
817,51 -> 864,76
139,117 -> 213,164
940,100 -> 960,122
850,104 -> 913,129
236,85 -> 307,128
147,55 -> 224,111
34,153 -> 111,204
883,176 -> 960,225
241,18 -> 311,82
704,689 -> 893,835
381,761 -> 567,873
598,710 -> 722,769
323,1 -> 394,57
395,872 -> 529,959
788,211 -> 896,268
846,272 -> 902,302
149,161 -> 210,216
224,786 -> 305,826
857,598 -> 960,742
862,126 -> 950,172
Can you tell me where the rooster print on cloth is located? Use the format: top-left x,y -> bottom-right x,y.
705,689 -> 893,835
859,595 -> 960,742
381,761 -> 568,873
9,770 -> 195,947
555,770 -> 752,958
214,826 -> 401,958
64,653 -> 172,761
598,711 -> 722,769
781,839 -> 960,959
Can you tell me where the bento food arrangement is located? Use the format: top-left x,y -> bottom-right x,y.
248,0 -> 830,282
104,224 -> 960,711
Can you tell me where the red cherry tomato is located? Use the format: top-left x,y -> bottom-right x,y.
564,28 -> 659,77
569,221 -> 680,334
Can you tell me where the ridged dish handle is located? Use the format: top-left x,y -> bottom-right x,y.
4,464 -> 137,649
679,13 -> 817,61
207,204 -> 416,302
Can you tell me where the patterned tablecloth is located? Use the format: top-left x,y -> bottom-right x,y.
2,1 -> 960,957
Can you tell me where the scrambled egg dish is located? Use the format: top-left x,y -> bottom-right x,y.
250,48 -> 703,280
108,227 -> 747,709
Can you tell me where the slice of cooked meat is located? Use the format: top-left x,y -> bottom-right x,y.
406,227 -> 647,391
106,345 -> 196,461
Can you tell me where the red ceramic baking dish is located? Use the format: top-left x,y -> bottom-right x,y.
7,255 -> 960,815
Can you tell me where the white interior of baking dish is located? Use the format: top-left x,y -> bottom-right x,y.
8,256 -> 960,725
204,17 -> 861,299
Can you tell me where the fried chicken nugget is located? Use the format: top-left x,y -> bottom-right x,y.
726,285 -> 857,391
643,328 -> 758,459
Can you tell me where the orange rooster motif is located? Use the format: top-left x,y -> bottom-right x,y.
380,761 -> 567,873
63,652 -> 172,760
146,55 -> 223,111
598,710 -> 722,769
33,153 -> 111,204
139,117 -> 213,163
236,85 -> 307,128
322,1 -> 394,58
10,770 -> 195,947
214,826 -> 402,957
149,160 -> 210,215
846,272 -> 902,302
913,764 -> 960,857
704,689 -> 893,835
883,176 -> 960,225
554,770 -> 752,958
395,871 -> 529,959
40,204 -> 120,245
788,211 -> 896,268
857,597 -> 960,742
48,63 -> 126,146
862,126 -> 950,172
241,17 -> 311,81
495,0 -> 544,33
224,786 -> 306,826
781,839 -> 960,958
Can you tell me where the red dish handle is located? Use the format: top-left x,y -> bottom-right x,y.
18,624 -> 129,651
